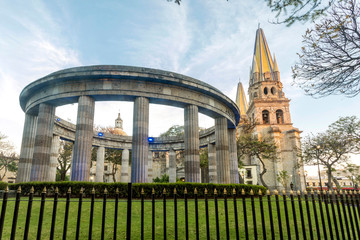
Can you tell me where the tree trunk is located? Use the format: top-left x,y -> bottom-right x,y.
327,170 -> 333,190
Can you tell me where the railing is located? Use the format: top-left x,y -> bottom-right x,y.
1,183 -> 360,239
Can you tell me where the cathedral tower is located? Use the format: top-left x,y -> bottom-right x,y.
237,27 -> 304,190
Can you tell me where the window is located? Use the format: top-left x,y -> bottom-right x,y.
246,168 -> 252,178
312,182 -> 316,186
253,92 -> 258,98
306,182 -> 309,186
271,87 -> 276,95
247,181 -> 253,185
276,110 -> 284,124
263,87 -> 268,95
104,166 -> 108,171
262,110 -> 269,124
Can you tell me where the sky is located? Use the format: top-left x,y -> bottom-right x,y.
0,1 -> 359,173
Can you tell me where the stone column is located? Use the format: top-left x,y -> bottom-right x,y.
165,152 -> 169,174
30,103 -> 55,181
208,143 -> 217,183
215,117 -> 230,184
184,105 -> 200,182
48,135 -> 60,181
96,146 -> 105,182
148,150 -> 153,182
228,128 -> 239,183
121,149 -> 129,182
71,96 -> 95,181
131,97 -> 149,183
17,113 -> 37,182
169,149 -> 176,183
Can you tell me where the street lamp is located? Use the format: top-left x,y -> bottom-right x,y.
316,145 -> 324,193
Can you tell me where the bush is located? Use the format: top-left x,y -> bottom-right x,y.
9,181 -> 266,198
0,181 -> 8,190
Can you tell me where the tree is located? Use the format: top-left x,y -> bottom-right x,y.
276,170 -> 290,189
57,141 -> 72,181
105,149 -> 122,182
293,0 -> 360,97
169,0 -> 331,26
329,116 -> 360,149
237,134 -> 277,188
341,163 -> 360,187
159,125 -> 184,138
301,128 -> 358,189
0,133 -> 18,181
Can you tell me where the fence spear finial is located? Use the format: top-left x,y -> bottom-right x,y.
141,188 -> 144,195
250,189 -> 254,195
258,189 -> 262,196
194,188 -> 198,195
224,188 -> 227,195
267,190 -> 271,195
152,188 -> 155,195
297,190 -> 301,196
174,188 -> 177,194
30,186 -> 35,194
233,188 -> 236,195
290,190 -> 294,195
91,187 -> 95,194
67,187 -> 71,194
43,187 -> 47,194
80,187 -> 84,194
17,186 -> 21,193
241,189 -> 245,195
282,190 -> 286,195
214,188 -> 218,195
184,187 -> 188,195
205,188 -> 208,195
163,188 -> 166,194
5,186 -> 8,193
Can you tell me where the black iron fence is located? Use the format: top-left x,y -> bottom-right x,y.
1,183 -> 360,239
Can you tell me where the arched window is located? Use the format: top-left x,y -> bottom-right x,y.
263,87 -> 268,95
276,109 -> 284,124
262,110 -> 269,124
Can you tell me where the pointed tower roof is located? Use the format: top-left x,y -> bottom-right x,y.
250,27 -> 275,82
273,54 -> 279,72
235,81 -> 248,116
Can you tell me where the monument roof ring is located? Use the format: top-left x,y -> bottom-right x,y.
20,65 -> 240,128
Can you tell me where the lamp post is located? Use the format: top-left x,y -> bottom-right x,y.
316,145 -> 324,193
303,170 -> 308,190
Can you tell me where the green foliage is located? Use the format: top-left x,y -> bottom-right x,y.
300,116 -> 360,189
293,0 -> 360,97
0,132 -> 18,181
237,134 -> 277,188
0,181 -> 8,190
8,181 -> 266,198
57,141 -> 72,181
153,174 -> 169,183
276,170 -> 289,189
199,147 -> 208,168
159,125 -> 184,137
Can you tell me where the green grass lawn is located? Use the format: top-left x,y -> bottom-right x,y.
0,195 -> 358,239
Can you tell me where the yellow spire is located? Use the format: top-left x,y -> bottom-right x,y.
273,54 -> 279,72
235,81 -> 248,117
251,27 -> 275,83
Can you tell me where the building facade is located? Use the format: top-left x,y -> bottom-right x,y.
236,27 -> 304,190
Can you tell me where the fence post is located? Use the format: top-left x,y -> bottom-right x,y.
163,188 -> 167,240
303,191 -> 313,240
88,187 -> 95,240
76,187 -> 84,240
290,190 -> 299,239
141,188 -> 145,240
0,186 -> 9,239
214,188 -> 220,240
296,191 -> 306,240
37,187 -> 47,240
334,190 -> 346,240
340,190 -> 351,239
242,189 -> 249,240
323,190 -> 334,240
311,190 -> 321,240
351,190 -> 360,239
62,187 -> 71,240
174,188 -> 178,240
185,187 -> 189,240
274,190 -> 283,240
195,188 -> 199,240
267,190 -> 275,240
10,186 -> 21,240
50,187 -> 59,240
114,188 -> 119,240
250,189 -> 257,240
205,188 -> 210,240
329,190 -> 340,240
152,188 -> 155,240
282,190 -> 291,240
24,186 -> 34,240
345,190 -> 356,240
101,188 -> 107,240
126,183 -> 132,240
224,189 -> 230,240
233,189 -> 239,240
258,190 -> 266,240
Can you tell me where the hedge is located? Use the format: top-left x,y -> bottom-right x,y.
8,181 -> 266,198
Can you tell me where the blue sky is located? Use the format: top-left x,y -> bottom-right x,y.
1,0 -> 359,169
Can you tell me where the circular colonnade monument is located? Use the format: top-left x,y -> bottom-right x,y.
17,65 -> 240,183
